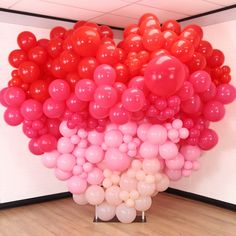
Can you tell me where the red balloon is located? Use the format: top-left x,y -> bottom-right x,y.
207,49 -> 225,68
8,49 -> 27,68
138,13 -> 159,26
203,101 -> 225,122
183,24 -> 203,39
38,38 -> 49,48
123,24 -> 139,38
18,61 -> 40,83
59,50 -> 79,72
161,19 -> 181,35
180,28 -> 201,48
114,63 -> 129,83
144,54 -> 186,97
171,39 -> 194,62
72,26 -> 101,57
197,40 -> 213,58
198,128 -> 218,150
51,58 -> 66,78
66,72 -> 80,89
17,31 -> 37,51
50,26 -> 66,39
99,25 -> 113,39
142,28 -> 164,51
47,38 -> 63,58
28,46 -> 48,65
162,30 -> 178,50
187,52 -> 206,73
220,73 -> 231,84
73,20 -> 86,29
78,57 -> 98,79
96,44 -> 119,65
139,17 -> 161,35
29,80 -> 49,102
124,34 -> 143,53
137,50 -> 150,64
126,57 -> 142,77
47,118 -> 61,137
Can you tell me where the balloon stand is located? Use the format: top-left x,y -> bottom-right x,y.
93,206 -> 146,223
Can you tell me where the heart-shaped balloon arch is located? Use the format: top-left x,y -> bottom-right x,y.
1,13 -> 236,223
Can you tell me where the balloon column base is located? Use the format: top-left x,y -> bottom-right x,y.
93,208 -> 147,223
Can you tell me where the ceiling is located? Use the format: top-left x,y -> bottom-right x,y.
0,0 -> 235,28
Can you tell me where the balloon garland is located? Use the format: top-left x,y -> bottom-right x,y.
1,13 -> 236,223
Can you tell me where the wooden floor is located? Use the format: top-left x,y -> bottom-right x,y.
0,193 -> 235,236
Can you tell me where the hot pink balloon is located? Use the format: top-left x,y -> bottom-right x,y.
43,98 -> 65,118
109,103 -> 131,125
94,64 -> 116,86
49,79 -> 71,101
0,87 -> 8,107
215,83 -> 236,104
75,79 -> 96,101
189,70 -> 211,93
89,101 -> 109,119
28,138 -> 43,155
4,107 -> 23,126
21,99 -> 43,120
198,128 -> 218,150
4,87 -> 26,107
38,134 -> 57,152
66,93 -> 88,112
181,95 -> 202,114
178,81 -> 194,101
203,101 -> 225,122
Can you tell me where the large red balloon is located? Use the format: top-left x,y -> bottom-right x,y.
144,54 -> 186,97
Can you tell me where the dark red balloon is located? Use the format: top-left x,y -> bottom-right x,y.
47,38 -> 63,58
28,46 -> 48,65
8,49 -> 27,68
59,50 -> 79,72
123,24 -> 139,38
100,25 -> 114,39
18,61 -> 40,83
17,31 -> 37,51
50,26 -> 66,39
78,57 -> 98,79
197,40 -> 213,58
124,34 -> 143,53
114,63 -> 129,83
29,80 -> 49,102
96,44 -> 118,65
161,19 -> 181,35
207,49 -> 225,68
142,28 -> 164,51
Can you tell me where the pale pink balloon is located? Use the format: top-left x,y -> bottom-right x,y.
142,159 -> 160,174
88,130 -> 104,145
57,137 -> 74,154
85,145 -> 104,164
73,165 -> 83,175
104,129 -> 123,147
165,153 -> 185,170
59,121 -> 77,137
159,141 -> 178,160
139,142 -> 158,159
115,203 -> 136,223
180,145 -> 202,161
105,186 -> 122,205
41,150 -> 59,168
156,174 -> 170,192
146,125 -> 167,145
67,176 -> 87,194
57,153 -> 76,172
137,181 -> 156,196
168,129 -> 179,141
55,168 -> 72,180
105,148 -> 131,171
119,122 -> 137,136
136,126 -> 148,141
73,193 -> 88,205
85,185 -> 105,205
97,202 -> 116,221
179,128 -> 189,139
165,169 -> 182,181
87,167 -> 104,185
73,146 -> 86,159
135,196 -> 152,211
119,174 -> 138,191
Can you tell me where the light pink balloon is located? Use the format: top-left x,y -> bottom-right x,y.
85,185 -> 105,205
85,145 -> 104,164
73,193 -> 88,205
168,129 -> 179,141
104,129 -> 123,147
147,125 -> 167,145
180,145 -> 202,161
87,167 -> 104,185
42,150 -> 59,168
116,203 -> 136,223
119,174 -> 138,191
73,146 -> 86,159
172,119 -> 183,129
57,137 -> 74,154
182,169 -> 192,177
165,169 -> 182,181
55,168 -> 72,180
57,153 -> 76,172
139,142 -> 158,159
97,202 -> 116,221
105,148 -> 131,171
142,159 -> 161,174
137,181 -> 156,196
165,153 -> 185,170
67,176 -> 87,194
88,130 -> 104,145
179,128 -> 189,139
105,186 -> 122,206
159,141 -> 178,160
119,122 -> 137,136
137,123 -> 152,141
135,196 -> 152,211
59,121 -> 77,137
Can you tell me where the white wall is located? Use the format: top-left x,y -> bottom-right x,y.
0,11 -> 235,204
171,19 -> 236,204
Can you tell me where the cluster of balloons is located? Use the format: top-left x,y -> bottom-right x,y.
1,13 -> 235,223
